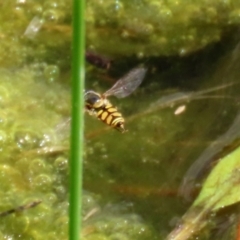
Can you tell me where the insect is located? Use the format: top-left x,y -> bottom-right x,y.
85,67 -> 147,132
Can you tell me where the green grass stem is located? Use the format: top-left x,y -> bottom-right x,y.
69,0 -> 85,239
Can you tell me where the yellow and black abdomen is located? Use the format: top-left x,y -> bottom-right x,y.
96,102 -> 125,133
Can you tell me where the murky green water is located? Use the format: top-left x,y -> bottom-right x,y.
1,0 -> 240,239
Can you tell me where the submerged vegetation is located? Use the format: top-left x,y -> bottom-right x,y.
1,0 -> 240,239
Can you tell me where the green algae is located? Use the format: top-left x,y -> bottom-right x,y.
0,68 -> 70,239
2,0 -> 240,69
0,1 -> 160,239
0,0 -> 71,68
86,0 -> 240,57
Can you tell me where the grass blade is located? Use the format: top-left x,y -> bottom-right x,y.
70,0 -> 85,239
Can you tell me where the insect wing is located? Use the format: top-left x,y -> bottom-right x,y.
104,67 -> 147,98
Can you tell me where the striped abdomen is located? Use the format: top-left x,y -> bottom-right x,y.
96,102 -> 125,133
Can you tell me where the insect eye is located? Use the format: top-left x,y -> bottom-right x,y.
86,96 -> 100,105
85,91 -> 101,105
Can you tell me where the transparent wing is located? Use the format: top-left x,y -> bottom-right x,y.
103,67 -> 147,98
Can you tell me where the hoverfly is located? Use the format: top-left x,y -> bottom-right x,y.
85,67 -> 147,132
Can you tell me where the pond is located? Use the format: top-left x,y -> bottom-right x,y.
1,0 -> 240,239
